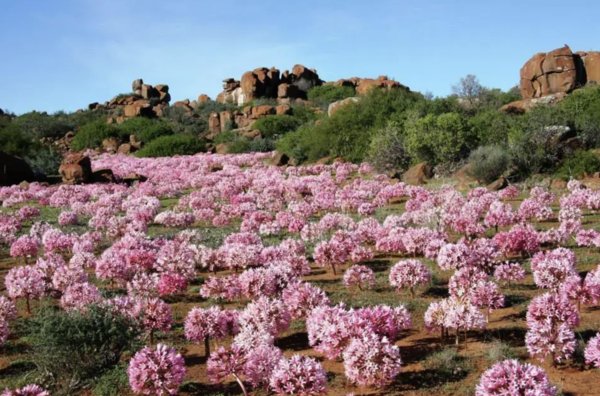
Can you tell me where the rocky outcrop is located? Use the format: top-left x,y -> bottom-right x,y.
206,105 -> 283,139
217,64 -> 323,105
330,75 -> 409,95
520,46 -> 577,99
0,152 -> 35,186
93,79 -> 171,122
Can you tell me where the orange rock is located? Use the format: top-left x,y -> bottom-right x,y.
520,46 -> 577,99
402,162 -> 432,185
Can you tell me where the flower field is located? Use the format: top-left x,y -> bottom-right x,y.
1,151 -> 600,395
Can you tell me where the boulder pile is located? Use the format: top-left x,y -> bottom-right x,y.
503,45 -> 600,113
89,79 -> 172,123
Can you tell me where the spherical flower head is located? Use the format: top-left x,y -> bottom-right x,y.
184,306 -> 230,344
60,282 -> 101,312
128,343 -> 186,395
475,359 -> 556,396
134,297 -> 173,333
239,297 -> 291,337
243,344 -> 284,388
389,260 -> 431,292
5,265 -> 46,300
58,211 -> 78,227
585,332 -> 600,368
343,332 -> 402,388
10,235 -> 40,261
343,265 -> 375,290
493,262 -> 525,285
282,281 -> 330,319
51,265 -> 88,292
207,345 -> 246,384
269,355 -> 327,396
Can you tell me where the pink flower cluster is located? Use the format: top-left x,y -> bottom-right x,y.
128,343 -> 186,395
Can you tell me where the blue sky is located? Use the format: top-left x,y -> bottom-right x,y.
1,0 -> 600,114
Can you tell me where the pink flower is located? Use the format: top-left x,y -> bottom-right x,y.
1,384 -> 50,396
244,344 -> 283,388
585,333 -> 600,368
281,282 -> 330,319
389,260 -> 431,297
58,211 -> 78,226
10,235 -> 40,262
60,282 -> 101,312
343,265 -> 375,290
343,332 -> 402,388
493,262 -> 525,285
475,359 -> 556,396
128,343 -> 186,395
269,355 -> 327,396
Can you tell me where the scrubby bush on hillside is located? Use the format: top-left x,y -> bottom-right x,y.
366,122 -> 410,173
468,145 -> 510,184
15,109 -> 109,140
135,134 -> 206,157
555,150 -> 600,180
163,106 -> 208,135
307,85 -> 356,105
26,306 -> 141,394
404,111 -> 477,165
252,115 -> 301,139
0,120 -> 36,157
71,120 -> 125,151
26,146 -> 63,176
214,130 -> 238,145
118,117 -> 174,144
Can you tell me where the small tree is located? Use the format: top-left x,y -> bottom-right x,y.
452,74 -> 484,107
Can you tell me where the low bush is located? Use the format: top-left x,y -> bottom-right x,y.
485,341 -> 515,363
70,120 -> 125,151
422,348 -> 471,381
26,146 -> 63,176
554,150 -> 600,180
91,364 -> 130,396
366,122 -> 410,173
248,138 -> 276,152
136,135 -> 206,158
0,120 -> 36,157
307,85 -> 356,105
251,115 -> 302,139
118,117 -> 174,144
227,138 -> 252,154
26,306 -> 142,394
468,145 -> 510,184
214,130 -> 237,145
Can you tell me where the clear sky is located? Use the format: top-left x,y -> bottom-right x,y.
1,0 -> 600,115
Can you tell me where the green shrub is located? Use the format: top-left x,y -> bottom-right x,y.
290,105 -> 319,124
468,145 -> 510,184
14,111 -> 72,140
71,120 -> 125,151
26,146 -> 63,176
0,120 -> 36,157
26,306 -> 142,394
404,111 -> 477,165
214,130 -> 238,144
251,115 -> 301,139
307,85 -> 356,104
248,138 -> 275,152
118,117 -> 173,144
485,341 -> 515,363
135,134 -> 206,157
91,364 -> 129,396
227,138 -> 252,154
366,122 -> 410,173
162,106 -> 208,135
422,348 -> 471,381
555,150 -> 600,180
276,124 -> 328,163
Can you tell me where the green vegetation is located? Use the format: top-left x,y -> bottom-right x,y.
26,306 -> 141,395
555,150 -> 600,180
70,120 -> 124,151
468,145 -> 510,184
118,117 -> 174,144
252,114 -> 302,139
136,134 -> 206,157
307,85 -> 356,105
